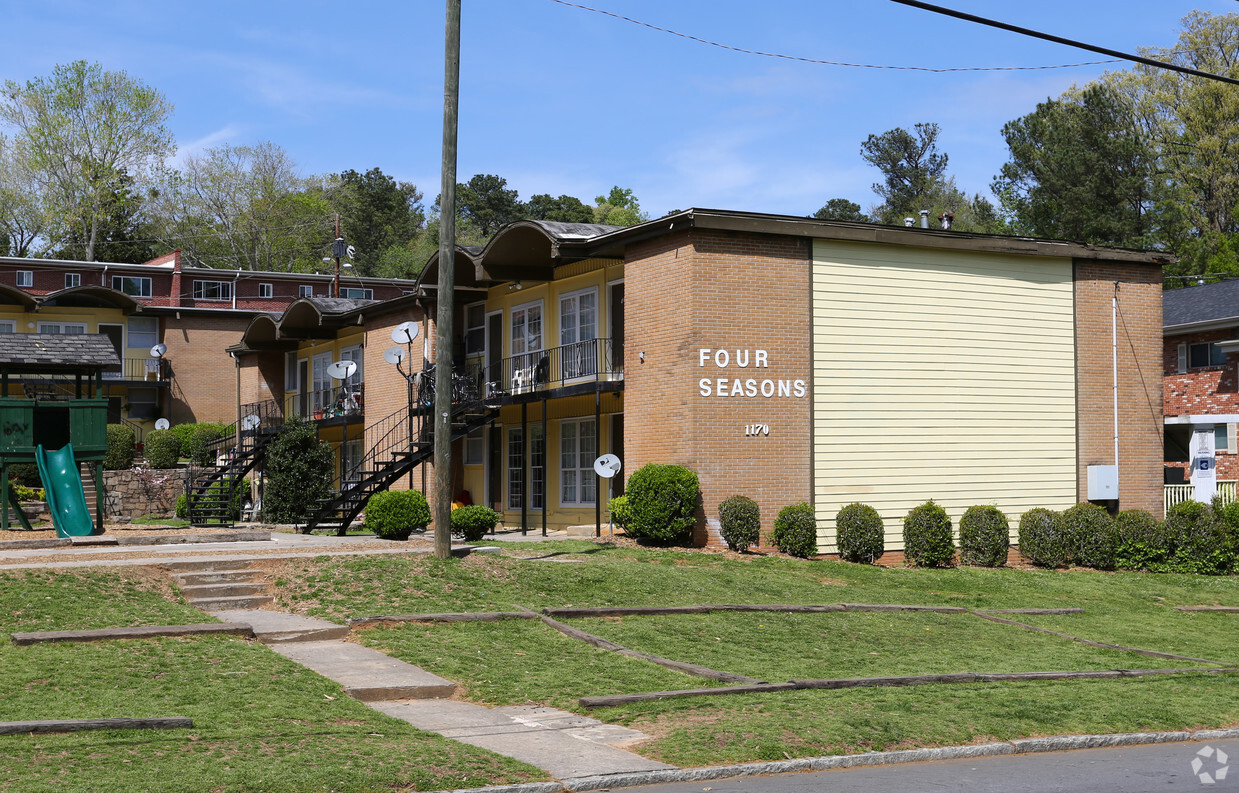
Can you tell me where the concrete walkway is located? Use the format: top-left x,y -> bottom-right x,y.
127,541 -> 675,784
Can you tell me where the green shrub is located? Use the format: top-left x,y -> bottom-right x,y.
10,482 -> 44,502
959,505 -> 1010,567
1212,499 -> 1239,570
175,493 -> 188,519
772,502 -> 818,558
171,424 -> 195,458
451,505 -> 500,541
718,495 -> 761,552
143,429 -> 181,469
1115,509 -> 1166,571
1063,503 -> 1118,570
1165,500 -> 1231,575
624,463 -> 700,545
608,494 -> 632,531
1018,507 -> 1070,568
835,502 -> 884,563
7,463 -> 40,488
903,500 -> 954,567
104,424 -> 136,470
261,416 -> 333,523
364,490 -> 431,540
189,424 -> 225,467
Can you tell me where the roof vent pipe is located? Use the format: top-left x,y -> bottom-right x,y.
904,218 -> 915,227
919,210 -> 930,229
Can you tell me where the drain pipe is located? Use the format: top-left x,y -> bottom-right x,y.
1112,282 -> 1120,476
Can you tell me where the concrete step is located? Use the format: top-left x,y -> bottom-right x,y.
172,570 -> 263,586
184,594 -> 273,610
208,609 -> 350,644
268,640 -> 456,701
165,559 -> 256,572
179,583 -> 267,600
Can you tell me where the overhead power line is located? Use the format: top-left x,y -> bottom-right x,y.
548,0 -> 1122,73
889,0 -> 1239,87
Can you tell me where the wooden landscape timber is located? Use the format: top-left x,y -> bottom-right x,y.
0,717 -> 194,735
579,667 -> 1239,709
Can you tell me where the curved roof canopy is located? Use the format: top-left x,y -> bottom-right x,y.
0,283 -> 38,309
39,285 -> 143,312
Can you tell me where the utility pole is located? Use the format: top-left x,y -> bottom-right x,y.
433,0 -> 461,560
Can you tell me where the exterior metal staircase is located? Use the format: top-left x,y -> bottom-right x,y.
300,367 -> 496,535
186,400 -> 283,527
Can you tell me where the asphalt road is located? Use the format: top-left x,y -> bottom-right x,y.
619,739 -> 1238,793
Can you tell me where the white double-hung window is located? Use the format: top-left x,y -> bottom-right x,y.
559,288 -> 597,379
559,418 -> 596,506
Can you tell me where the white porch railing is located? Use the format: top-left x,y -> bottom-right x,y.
1164,480 -> 1237,512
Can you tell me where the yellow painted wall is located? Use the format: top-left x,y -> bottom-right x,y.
811,239 -> 1076,552
285,327 -> 366,416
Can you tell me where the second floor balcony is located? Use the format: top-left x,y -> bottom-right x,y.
471,337 -> 623,401
284,383 -> 364,422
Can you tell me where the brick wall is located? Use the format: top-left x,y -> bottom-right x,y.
1074,261 -> 1164,516
624,228 -> 812,546
163,314 -> 249,424
363,307 -> 434,497
1163,329 -> 1239,480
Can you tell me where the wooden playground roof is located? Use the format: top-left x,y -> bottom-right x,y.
0,333 -> 121,374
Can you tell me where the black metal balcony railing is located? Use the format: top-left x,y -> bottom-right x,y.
472,338 -> 621,398
283,383 -> 364,421
103,358 -> 169,381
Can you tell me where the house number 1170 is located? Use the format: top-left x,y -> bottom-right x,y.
744,424 -> 770,437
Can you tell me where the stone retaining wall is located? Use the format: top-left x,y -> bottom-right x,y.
102,468 -> 185,520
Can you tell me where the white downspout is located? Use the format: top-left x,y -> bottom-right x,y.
1112,282 -> 1120,477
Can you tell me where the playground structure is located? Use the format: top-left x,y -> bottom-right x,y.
0,334 -> 119,536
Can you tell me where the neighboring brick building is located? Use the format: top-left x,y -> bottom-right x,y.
1163,280 -> 1239,483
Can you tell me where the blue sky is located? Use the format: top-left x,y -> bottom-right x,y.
1,1 -> 1234,221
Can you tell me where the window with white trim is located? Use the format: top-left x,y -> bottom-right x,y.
193,280 -> 233,301
299,285 -> 314,298
341,287 -> 373,299
38,322 -> 87,334
510,301 -> 543,356
112,275 -> 152,297
127,387 -> 158,419
1190,342 -> 1228,369
507,425 -> 544,511
126,316 -> 158,349
559,288 -> 598,378
312,353 -> 331,411
507,427 -> 524,510
559,418 -> 596,506
64,273 -> 80,288
259,283 -> 273,298
0,321 -> 15,333
465,302 -> 486,355
340,345 -> 363,388
465,426 -> 484,466
16,271 -> 32,288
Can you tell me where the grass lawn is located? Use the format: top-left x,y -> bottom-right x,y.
0,568 -> 547,793
269,541 -> 1239,767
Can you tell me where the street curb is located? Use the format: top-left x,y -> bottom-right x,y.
427,728 -> 1239,793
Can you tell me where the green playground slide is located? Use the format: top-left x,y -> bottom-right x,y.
36,443 -> 95,538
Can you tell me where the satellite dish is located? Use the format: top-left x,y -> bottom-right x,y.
391,321 -> 418,344
154,418 -> 170,430
326,360 -> 357,380
241,414 -> 261,430
383,346 -> 406,366
149,343 -> 167,358
593,454 -> 622,479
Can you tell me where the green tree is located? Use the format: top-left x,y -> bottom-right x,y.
592,186 -> 648,226
333,167 -> 424,276
813,198 -> 869,222
453,174 -> 524,237
1110,11 -> 1239,276
261,415 -> 334,523
51,168 -> 156,263
860,122 -> 949,225
0,60 -> 174,261
993,83 -> 1152,247
154,141 -> 332,271
526,193 -> 594,223
0,133 -> 44,256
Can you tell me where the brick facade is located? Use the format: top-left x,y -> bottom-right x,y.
624,228 -> 812,546
163,314 -> 250,424
1073,261 -> 1164,516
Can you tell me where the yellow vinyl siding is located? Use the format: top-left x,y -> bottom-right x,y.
811,239 -> 1076,552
